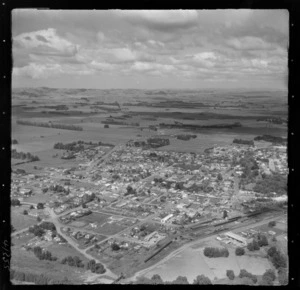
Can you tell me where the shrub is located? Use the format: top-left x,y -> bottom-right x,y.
226,270 -> 235,280
268,221 -> 276,227
239,269 -> 257,284
193,275 -> 212,285
235,247 -> 245,256
23,210 -> 28,215
203,247 -> 229,258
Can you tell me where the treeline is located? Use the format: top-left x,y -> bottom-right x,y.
54,140 -> 114,151
203,247 -> 229,258
41,104 -> 69,110
257,117 -> 286,124
10,269 -> 71,285
239,269 -> 257,284
176,134 -> 197,141
61,256 -> 84,268
127,138 -> 170,149
32,246 -> 58,261
254,135 -> 286,144
12,149 -> 40,161
233,138 -> 254,146
17,119 -> 83,131
135,274 -> 212,285
54,142 -> 84,152
159,122 -> 242,130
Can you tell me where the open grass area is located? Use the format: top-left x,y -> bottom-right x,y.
11,206 -> 38,231
10,246 -> 89,284
78,212 -> 111,225
46,243 -> 89,263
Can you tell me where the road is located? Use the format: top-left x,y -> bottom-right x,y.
122,212 -> 286,283
47,207 -> 118,279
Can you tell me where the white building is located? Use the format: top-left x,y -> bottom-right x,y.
224,232 -> 249,246
161,214 -> 173,224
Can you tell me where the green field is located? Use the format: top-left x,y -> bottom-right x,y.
10,246 -> 89,284
11,206 -> 38,231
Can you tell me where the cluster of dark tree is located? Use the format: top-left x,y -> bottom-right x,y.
236,152 -> 259,179
11,199 -> 21,206
257,117 -> 286,124
14,168 -> 27,175
42,104 -> 69,110
124,185 -> 137,196
203,247 -> 229,258
233,138 -> 254,146
135,274 -> 212,285
226,270 -> 235,280
17,119 -> 83,131
111,243 -> 121,251
239,269 -> 258,283
102,119 -> 126,125
235,247 -> 245,256
61,256 -> 84,268
147,137 -> 170,148
37,203 -> 45,209
54,142 -> 85,152
32,246 -> 58,261
159,122 -> 242,130
254,134 -> 286,144
28,222 -> 56,237
10,269 -> 71,285
47,184 -> 69,194
268,221 -> 276,227
86,259 -> 106,274
12,139 -> 18,144
148,125 -> 158,131
12,149 -> 40,161
267,246 -> 287,269
247,234 -> 268,251
253,173 -> 287,195
261,269 -> 276,285
176,134 -> 197,141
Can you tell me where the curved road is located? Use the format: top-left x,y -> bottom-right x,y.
47,208 -> 118,279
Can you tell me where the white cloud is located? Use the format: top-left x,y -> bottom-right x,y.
226,36 -> 275,51
14,28 -> 77,56
113,10 -> 198,29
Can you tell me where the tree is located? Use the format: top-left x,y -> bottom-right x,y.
257,234 -> 268,247
37,216 -> 42,222
11,199 -> 21,206
268,221 -> 276,227
30,205 -> 35,209
111,243 -> 120,251
172,276 -> 189,284
217,173 -> 223,181
104,124 -> 109,128
151,274 -> 164,284
23,210 -> 28,215
278,268 -> 288,285
37,203 -> 44,209
193,275 -> 212,285
262,269 -> 276,284
267,246 -> 278,257
226,270 -> 235,280
223,210 -> 228,219
235,247 -> 245,256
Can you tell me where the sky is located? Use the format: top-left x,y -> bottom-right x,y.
12,9 -> 289,90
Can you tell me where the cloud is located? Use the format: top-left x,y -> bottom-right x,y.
14,28 -> 77,57
113,10 -> 199,30
226,36 -> 276,51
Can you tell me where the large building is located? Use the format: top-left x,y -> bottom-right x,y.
224,231 -> 249,246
